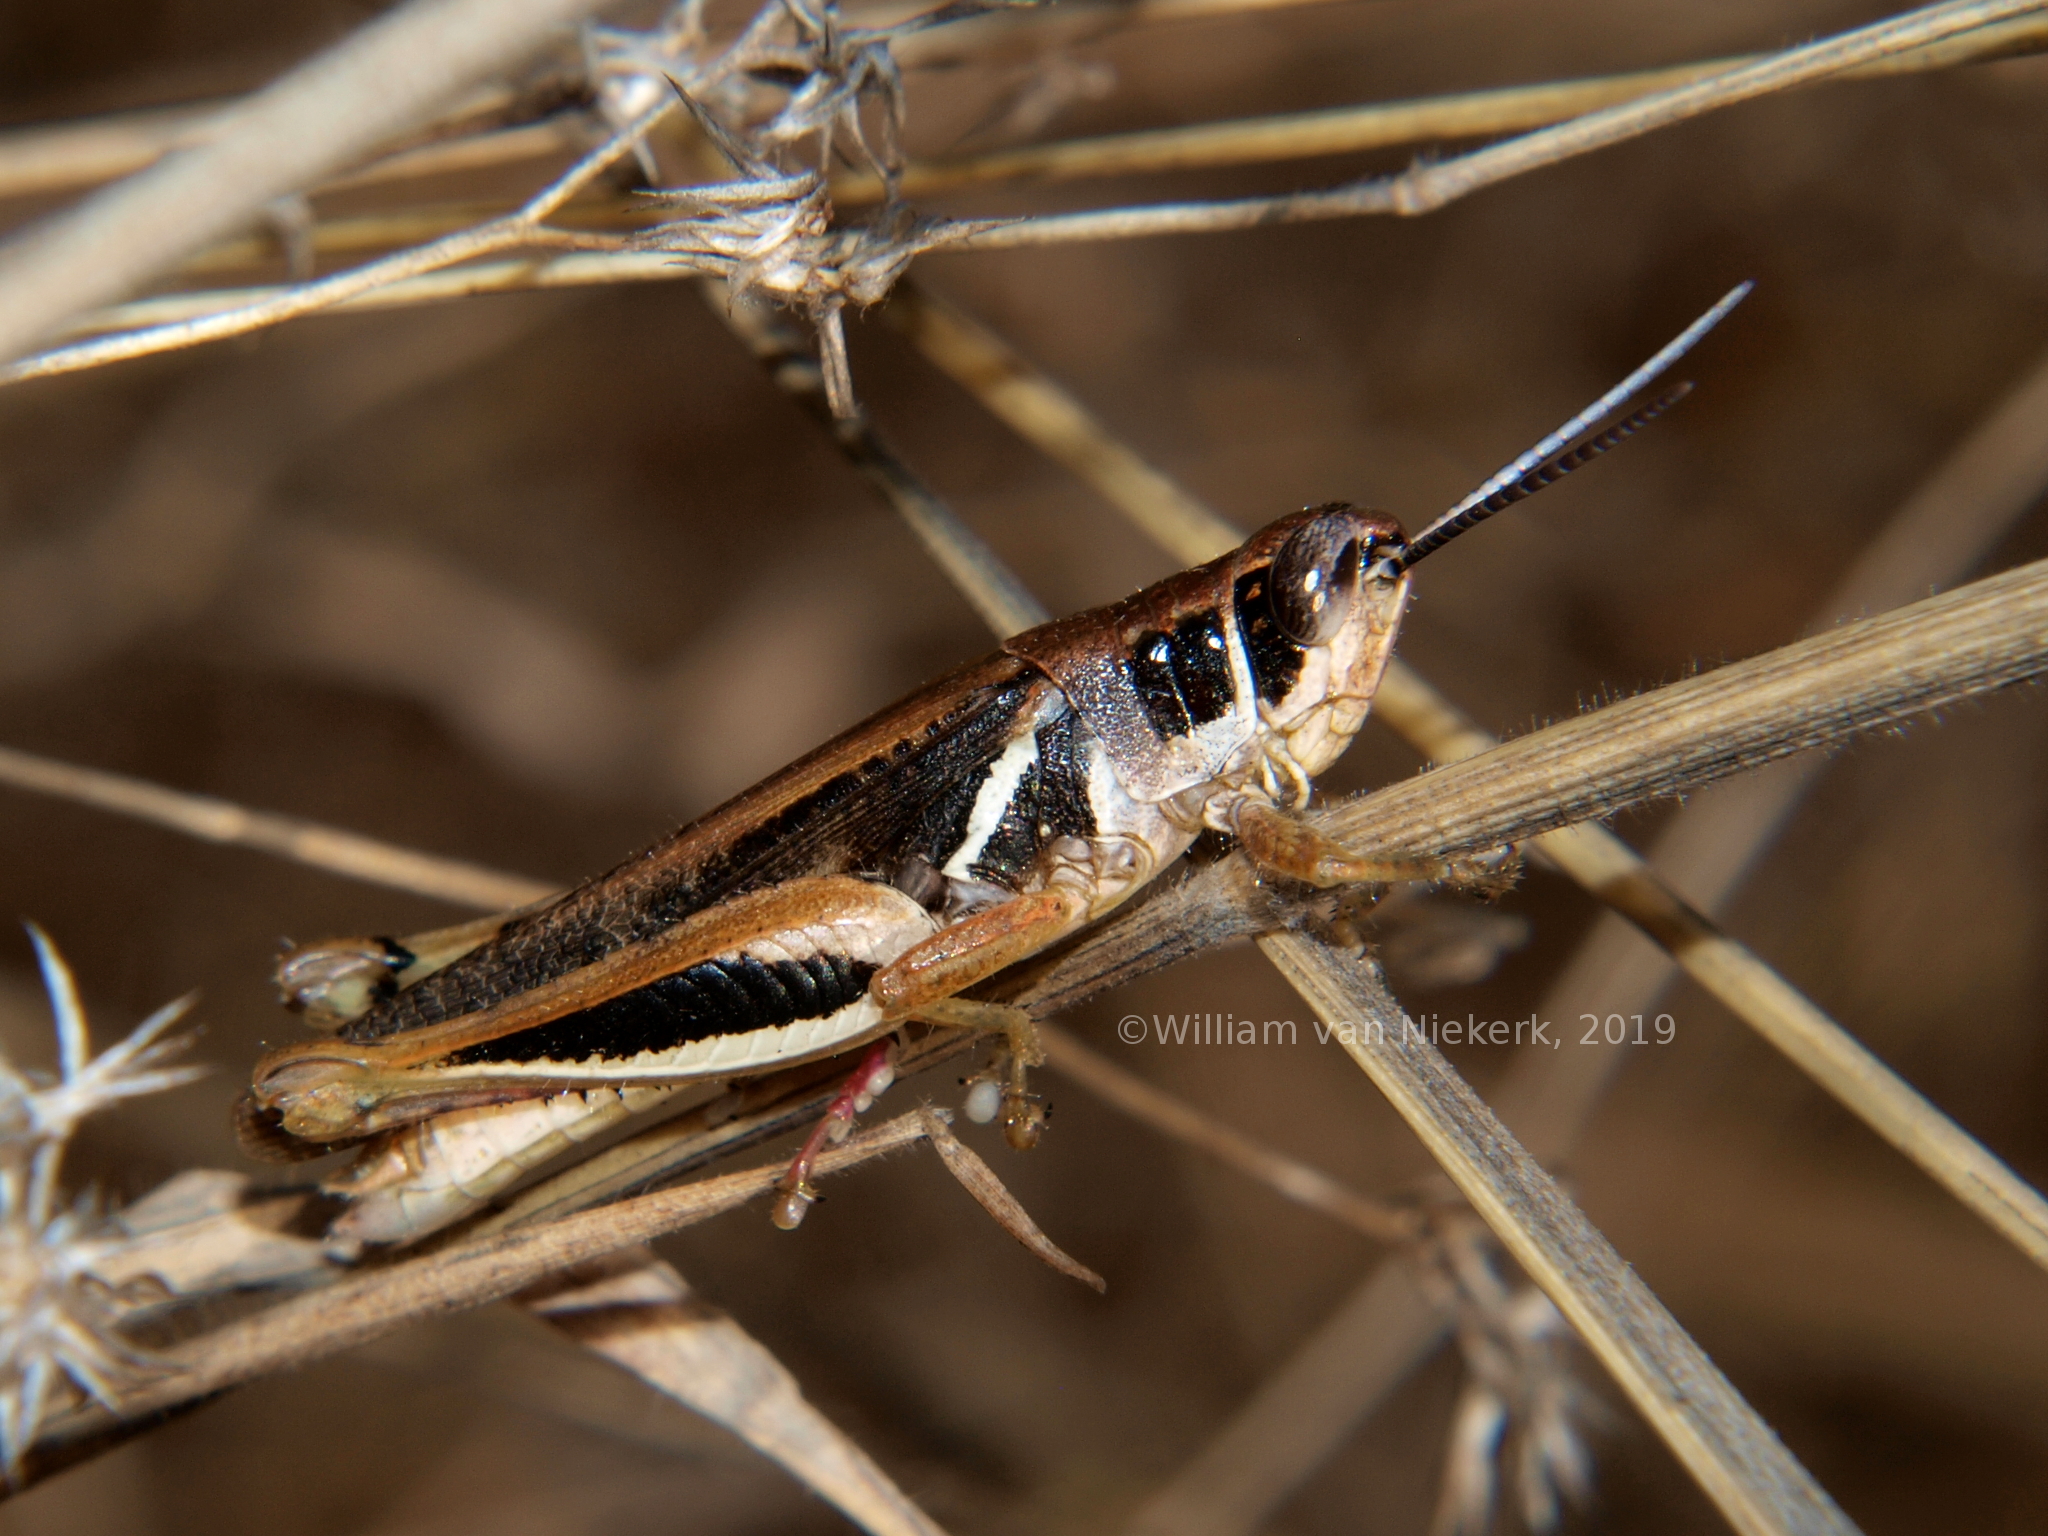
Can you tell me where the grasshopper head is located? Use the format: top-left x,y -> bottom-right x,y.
1231,502 -> 1410,781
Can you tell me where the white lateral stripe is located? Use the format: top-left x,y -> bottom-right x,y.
942,713 -> 1043,879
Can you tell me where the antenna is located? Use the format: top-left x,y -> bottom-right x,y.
1383,281 -> 1751,576
1393,384 -> 1692,569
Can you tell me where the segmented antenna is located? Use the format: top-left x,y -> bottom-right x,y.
1393,384 -> 1692,569
1384,280 -> 1751,575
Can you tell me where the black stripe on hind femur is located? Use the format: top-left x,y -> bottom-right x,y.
450,950 -> 877,1066
1233,565 -> 1306,706
1128,608 -> 1236,739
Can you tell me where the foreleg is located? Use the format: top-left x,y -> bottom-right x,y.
1230,799 -> 1512,892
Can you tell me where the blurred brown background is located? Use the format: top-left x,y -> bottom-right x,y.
0,0 -> 2046,1532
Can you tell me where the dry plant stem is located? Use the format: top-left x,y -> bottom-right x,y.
0,102 -> 228,201
0,742 -> 554,910
1324,569 -> 2048,1267
2,104 -> 669,387
62,17 -> 2044,306
845,13 -> 2048,202
1501,329 -> 2048,1164
0,82 -> 528,203
0,0 -> 1360,204
707,283 -> 1049,637
1260,938 -> 1860,1536
29,11 -> 2039,295
46,252 -> 683,346
942,0 -> 2048,250
1315,560 -> 2048,863
22,1115 -> 936,1477
178,204 -> 549,277
2,225 -> 587,383
27,3 -> 2037,387
887,0 -> 1374,68
914,1107 -> 1106,1290
526,1250 -> 954,1536
316,119 -> 589,195
0,0 -> 619,365
1037,1024 -> 1417,1243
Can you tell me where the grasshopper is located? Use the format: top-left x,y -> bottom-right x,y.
243,285 -> 1747,1252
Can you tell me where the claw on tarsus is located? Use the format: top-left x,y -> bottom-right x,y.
770,1038 -> 898,1231
957,1017 -> 1051,1151
1001,1092 -> 1048,1150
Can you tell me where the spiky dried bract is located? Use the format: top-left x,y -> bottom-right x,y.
0,927 -> 204,1472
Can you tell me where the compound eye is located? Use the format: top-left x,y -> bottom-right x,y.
1272,515 -> 1362,645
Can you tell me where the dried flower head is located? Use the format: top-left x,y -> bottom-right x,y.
1424,1215 -> 1601,1536
0,927 -> 203,1473
586,0 -> 1012,418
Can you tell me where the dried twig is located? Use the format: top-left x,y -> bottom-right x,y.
845,13 -> 2048,201
23,1113 -> 938,1477
22,3 -> 2037,394
0,743 -> 554,911
1259,939 -> 1857,1536
6,0 -> 999,397
941,0 -> 2048,248
0,0 -> 620,365
1,106 -> 668,386
0,0 -> 1363,205
1037,1025 -> 1418,1243
1504,329 -> 2048,1162
526,1248 -> 954,1536
0,81 -> 535,204
1314,562 -> 2048,862
915,1106 -> 1106,1290
31,251 -> 684,345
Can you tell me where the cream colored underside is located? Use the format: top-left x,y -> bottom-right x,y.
326,1081 -> 683,1251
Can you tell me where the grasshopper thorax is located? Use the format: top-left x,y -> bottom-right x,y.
1005,503 -> 1409,809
